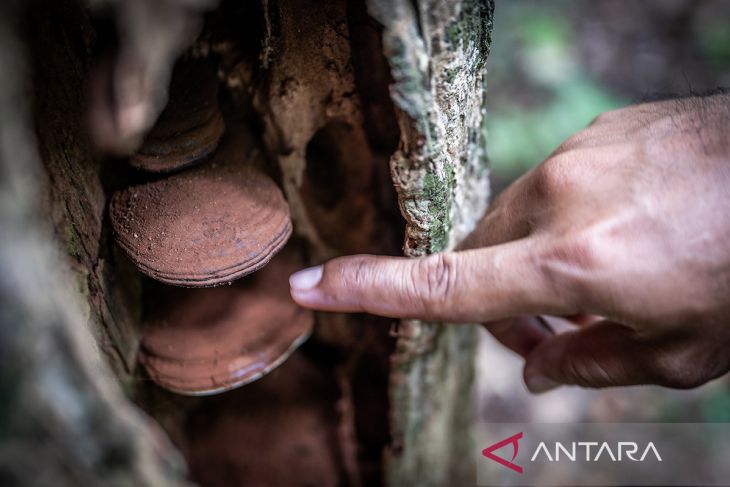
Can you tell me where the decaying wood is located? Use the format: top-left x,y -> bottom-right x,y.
0,0 -> 494,485
220,2 -> 400,482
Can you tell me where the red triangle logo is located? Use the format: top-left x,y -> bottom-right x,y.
482,432 -> 524,474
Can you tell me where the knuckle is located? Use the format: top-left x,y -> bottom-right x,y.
647,344 -> 715,389
553,132 -> 587,154
533,154 -> 579,199
588,113 -> 609,127
558,334 -> 617,387
563,356 -> 611,388
589,107 -> 624,126
344,255 -> 371,290
641,113 -> 678,140
412,253 -> 457,315
536,234 -> 604,308
650,362 -> 703,389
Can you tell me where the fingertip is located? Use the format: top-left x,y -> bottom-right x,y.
289,265 -> 323,292
289,265 -> 330,310
524,371 -> 561,394
483,316 -> 555,358
290,287 -> 315,307
522,335 -> 569,393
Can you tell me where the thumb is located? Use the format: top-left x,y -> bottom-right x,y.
523,321 -> 664,393
289,243 -> 575,323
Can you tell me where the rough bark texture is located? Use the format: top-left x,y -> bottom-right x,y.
0,1 -> 190,485
28,0 -> 139,380
183,3 -> 400,483
368,1 -> 494,485
0,0 -> 493,485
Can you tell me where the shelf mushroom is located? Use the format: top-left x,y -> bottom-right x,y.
129,60 -> 225,173
110,131 -> 292,287
138,249 -> 313,395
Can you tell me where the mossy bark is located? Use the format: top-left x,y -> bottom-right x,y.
368,1 -> 494,485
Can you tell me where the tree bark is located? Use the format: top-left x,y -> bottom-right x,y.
0,0 -> 493,485
0,1 -> 191,485
369,1 -> 494,485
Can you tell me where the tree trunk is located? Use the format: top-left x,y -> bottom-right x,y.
0,0 -> 493,485
369,2 -> 493,485
0,1 -> 190,485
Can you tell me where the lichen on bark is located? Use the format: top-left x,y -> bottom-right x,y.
367,0 -> 494,485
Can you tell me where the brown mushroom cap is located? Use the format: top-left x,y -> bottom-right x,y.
129,60 -> 225,173
110,133 -> 292,287
139,249 -> 313,395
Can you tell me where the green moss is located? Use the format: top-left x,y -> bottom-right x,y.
446,67 -> 458,84
423,165 -> 456,253
63,221 -> 82,258
446,22 -> 464,49
50,201 -> 83,259
75,266 -> 90,298
445,0 -> 494,71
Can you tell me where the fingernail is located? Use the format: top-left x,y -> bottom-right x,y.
289,265 -> 323,291
525,374 -> 560,394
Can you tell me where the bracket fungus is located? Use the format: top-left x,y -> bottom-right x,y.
139,249 -> 314,395
110,132 -> 292,287
129,61 -> 225,173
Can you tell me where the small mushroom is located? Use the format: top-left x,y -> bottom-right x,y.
139,248 -> 314,395
129,60 -> 225,173
110,131 -> 292,287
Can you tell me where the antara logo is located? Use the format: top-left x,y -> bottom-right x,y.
482,432 -> 524,474
482,432 -> 662,475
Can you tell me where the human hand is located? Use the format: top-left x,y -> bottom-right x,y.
289,93 -> 730,393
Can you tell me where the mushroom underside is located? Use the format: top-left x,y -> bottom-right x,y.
140,248 -> 314,395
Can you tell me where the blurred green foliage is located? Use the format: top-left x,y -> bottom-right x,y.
488,78 -> 620,175
699,20 -> 730,69
485,2 -> 625,179
701,388 -> 730,422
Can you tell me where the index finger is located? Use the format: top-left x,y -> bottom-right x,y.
289,239 -> 580,322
